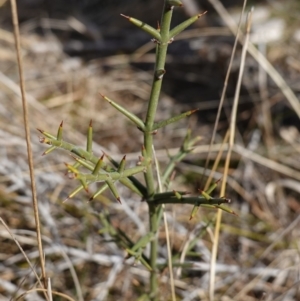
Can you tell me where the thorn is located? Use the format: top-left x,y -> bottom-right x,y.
37,128 -> 44,134
198,11 -> 208,18
120,13 -> 130,19
63,196 -> 70,203
155,69 -> 166,80
99,92 -> 105,98
60,120 -> 63,127
67,173 -> 76,180
39,137 -> 46,143
223,197 -> 231,203
189,108 -> 199,115
117,197 -> 122,204
64,163 -> 77,178
41,151 -> 46,156
141,146 -> 147,157
151,38 -> 160,44
89,119 -> 93,127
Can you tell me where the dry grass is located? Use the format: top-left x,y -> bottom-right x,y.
0,1 -> 300,300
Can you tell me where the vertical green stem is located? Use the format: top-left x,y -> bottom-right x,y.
148,204 -> 159,300
144,5 -> 173,193
143,2 -> 174,300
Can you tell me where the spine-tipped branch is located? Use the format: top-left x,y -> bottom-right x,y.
152,108 -> 199,131
120,14 -> 161,41
169,11 -> 207,39
100,93 -> 145,131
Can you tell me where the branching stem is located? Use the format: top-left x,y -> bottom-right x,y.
144,4 -> 174,299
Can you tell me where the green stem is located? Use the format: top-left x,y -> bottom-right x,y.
144,4 -> 173,192
148,204 -> 160,300
143,3 -> 174,300
153,196 -> 231,206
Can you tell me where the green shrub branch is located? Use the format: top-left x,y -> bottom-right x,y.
38,1 -> 233,300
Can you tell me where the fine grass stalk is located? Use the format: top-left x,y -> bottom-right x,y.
9,0 -> 47,291
209,6 -> 253,301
